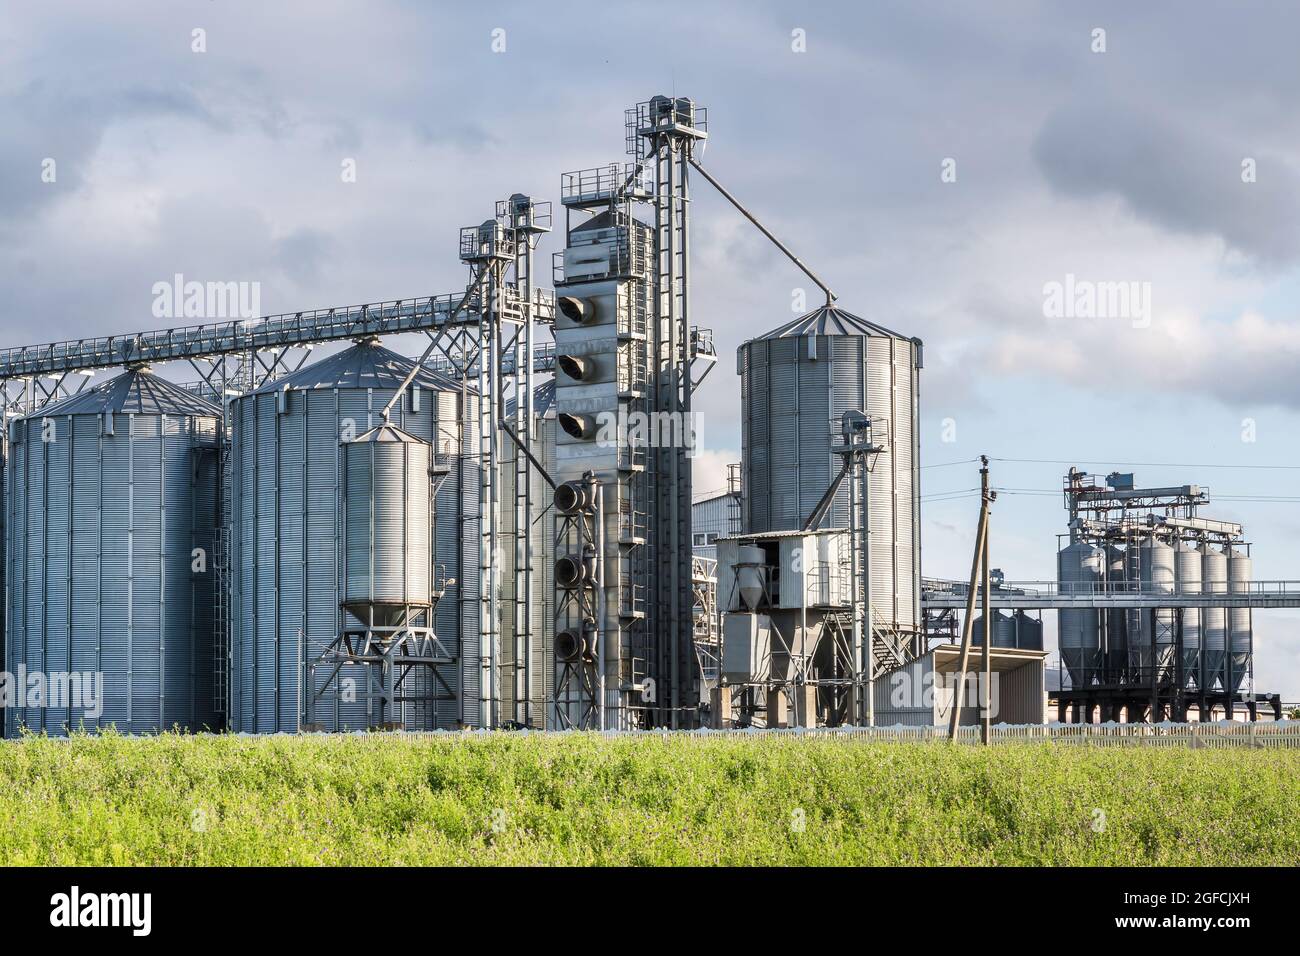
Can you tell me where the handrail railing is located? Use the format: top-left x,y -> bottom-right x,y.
0,289 -> 558,380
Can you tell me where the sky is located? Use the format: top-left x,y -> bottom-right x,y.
4,0 -> 1300,697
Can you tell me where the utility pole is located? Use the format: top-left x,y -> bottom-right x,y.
949,456 -> 996,742
981,494 -> 992,745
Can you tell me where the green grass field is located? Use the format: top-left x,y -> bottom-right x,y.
1,731 -> 1296,866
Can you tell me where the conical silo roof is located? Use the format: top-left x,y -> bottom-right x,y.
753,305 -> 911,342
504,378 -> 556,419
25,367 -> 220,419
250,339 -> 465,395
349,422 -> 429,445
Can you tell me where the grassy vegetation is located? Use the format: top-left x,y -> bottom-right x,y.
0,731 -> 1296,866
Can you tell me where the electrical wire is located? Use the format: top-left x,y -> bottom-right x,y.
989,456 -> 1300,472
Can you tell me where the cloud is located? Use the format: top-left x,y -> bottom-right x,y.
986,308 -> 1300,410
692,449 -> 740,502
1033,95 -> 1300,267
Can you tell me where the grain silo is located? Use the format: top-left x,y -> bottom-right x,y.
1174,543 -> 1202,688
738,305 -> 922,638
1141,536 -> 1177,683
1102,544 -> 1128,677
228,339 -> 478,732
1057,541 -> 1100,686
971,610 -> 1043,649
3,367 -> 221,736
1226,546 -> 1252,692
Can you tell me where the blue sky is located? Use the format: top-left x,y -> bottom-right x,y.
4,1 -> 1300,696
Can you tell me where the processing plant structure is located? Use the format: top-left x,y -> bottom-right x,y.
1055,468 -> 1270,722
0,95 -> 1292,734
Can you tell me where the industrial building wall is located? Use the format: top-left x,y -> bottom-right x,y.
691,492 -> 738,561
987,659 -> 1047,724
872,654 -> 935,726
873,654 -> 1046,727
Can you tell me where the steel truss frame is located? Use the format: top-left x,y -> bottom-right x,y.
553,475 -> 602,730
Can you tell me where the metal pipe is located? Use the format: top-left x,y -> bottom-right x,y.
802,457 -> 852,532
500,419 -> 555,489
688,157 -> 837,306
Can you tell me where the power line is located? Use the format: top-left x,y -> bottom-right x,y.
989,456 -> 1300,472
922,483 -> 1300,503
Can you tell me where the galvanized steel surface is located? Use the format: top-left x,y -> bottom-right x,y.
229,341 -> 478,733
1227,548 -> 1252,692
1056,542 -> 1100,684
341,425 -> 432,622
738,308 -> 920,635
4,370 -> 220,736
1175,543 -> 1202,685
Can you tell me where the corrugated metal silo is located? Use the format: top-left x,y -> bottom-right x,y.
1057,541 -> 1101,686
1201,545 -> 1227,690
738,306 -> 921,636
1140,537 -> 1176,682
1103,545 -> 1128,674
4,368 -> 221,736
341,424 -> 432,627
228,339 -> 478,732
1013,611 -> 1043,651
1124,542 -> 1145,676
1226,547 -> 1252,692
1174,543 -> 1202,688
970,611 -> 1016,647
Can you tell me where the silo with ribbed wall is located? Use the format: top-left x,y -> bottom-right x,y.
738,306 -> 922,639
1174,543 -> 1202,688
1226,546 -> 1252,693
1057,541 -> 1101,686
1201,545 -> 1228,690
1103,544 -> 1128,677
228,339 -> 478,732
4,368 -> 221,736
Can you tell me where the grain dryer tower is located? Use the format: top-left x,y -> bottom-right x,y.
551,96 -> 711,730
4,367 -> 221,735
